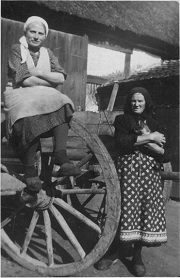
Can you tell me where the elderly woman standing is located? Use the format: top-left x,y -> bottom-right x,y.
96,87 -> 169,277
4,16 -> 80,204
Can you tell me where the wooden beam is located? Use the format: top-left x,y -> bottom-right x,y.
124,53 -> 131,78
90,42 -> 132,54
160,171 -> 180,181
107,82 -> 119,111
87,75 -> 108,84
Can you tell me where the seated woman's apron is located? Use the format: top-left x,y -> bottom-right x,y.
3,47 -> 74,136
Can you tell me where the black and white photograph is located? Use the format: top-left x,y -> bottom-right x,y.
1,1 -> 179,277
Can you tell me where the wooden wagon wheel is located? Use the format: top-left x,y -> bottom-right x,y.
1,118 -> 121,277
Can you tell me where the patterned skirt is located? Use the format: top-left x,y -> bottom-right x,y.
116,151 -> 167,245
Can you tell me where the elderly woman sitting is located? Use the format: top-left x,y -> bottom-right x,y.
4,16 -> 81,203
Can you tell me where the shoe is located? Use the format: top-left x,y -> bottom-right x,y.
94,258 -> 118,270
52,163 -> 81,177
20,190 -> 37,205
25,176 -> 42,192
132,260 -> 146,277
119,242 -> 133,258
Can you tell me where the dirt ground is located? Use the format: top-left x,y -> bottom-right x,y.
1,199 -> 180,277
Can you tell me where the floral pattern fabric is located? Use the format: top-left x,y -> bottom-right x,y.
116,152 -> 167,244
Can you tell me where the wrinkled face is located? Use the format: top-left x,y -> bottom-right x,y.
25,22 -> 46,49
131,93 -> 146,114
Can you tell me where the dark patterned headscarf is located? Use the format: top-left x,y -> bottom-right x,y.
124,87 -> 154,117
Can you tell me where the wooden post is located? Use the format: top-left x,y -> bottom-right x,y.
107,81 -> 119,111
124,53 -> 131,78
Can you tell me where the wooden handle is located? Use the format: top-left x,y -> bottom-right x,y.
160,171 -> 180,181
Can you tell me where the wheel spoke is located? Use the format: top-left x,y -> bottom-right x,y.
1,204 -> 25,229
67,176 -> 75,204
1,118 -> 121,276
54,198 -> 101,234
55,153 -> 93,185
69,176 -> 75,188
97,193 -> 107,224
43,210 -> 54,266
81,193 -> 96,207
50,204 -> 86,259
60,188 -> 106,195
21,211 -> 39,255
80,180 -> 105,207
76,153 -> 93,168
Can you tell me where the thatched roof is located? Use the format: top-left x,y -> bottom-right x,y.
2,1 -> 179,59
125,60 -> 179,81
98,60 -> 179,89
96,60 -> 179,110
41,1 -> 179,46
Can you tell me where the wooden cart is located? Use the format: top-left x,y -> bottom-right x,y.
1,111 -> 122,276
1,90 -> 178,276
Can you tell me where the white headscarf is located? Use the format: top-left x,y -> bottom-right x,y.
19,16 -> 49,64
24,16 -> 49,37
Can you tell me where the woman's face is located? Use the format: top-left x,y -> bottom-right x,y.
25,22 -> 46,49
131,93 -> 146,114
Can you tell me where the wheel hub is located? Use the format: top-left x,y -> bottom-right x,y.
26,190 -> 54,210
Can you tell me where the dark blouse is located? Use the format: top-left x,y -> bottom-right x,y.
114,113 -> 170,162
8,44 -> 67,88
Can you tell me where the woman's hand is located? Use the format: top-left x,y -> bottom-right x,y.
135,131 -> 166,147
22,76 -> 52,87
29,69 -> 65,86
145,142 -> 165,155
29,68 -> 43,77
150,131 -> 166,145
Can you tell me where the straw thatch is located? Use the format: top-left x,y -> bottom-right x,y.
97,60 -> 179,94
96,60 -> 179,109
41,1 -> 179,46
102,60 -> 179,86
1,1 -> 179,59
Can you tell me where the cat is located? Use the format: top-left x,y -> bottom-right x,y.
134,120 -> 164,154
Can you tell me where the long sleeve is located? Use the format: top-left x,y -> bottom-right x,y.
114,114 -> 170,162
47,48 -> 67,79
8,44 -> 31,87
8,45 -> 67,88
114,114 -> 138,155
149,120 -> 171,163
